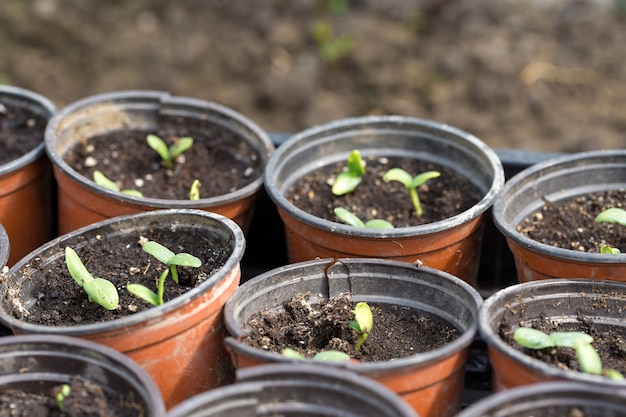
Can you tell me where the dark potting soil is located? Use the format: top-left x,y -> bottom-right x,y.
63,115 -> 263,200
243,293 -> 460,362
500,314 -> 626,376
6,226 -> 230,326
286,156 -> 483,228
0,375 -> 143,417
0,99 -> 47,165
517,189 -> 626,253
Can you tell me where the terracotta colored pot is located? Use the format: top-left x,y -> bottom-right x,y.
168,363 -> 418,417
45,90 -> 274,235
0,209 -> 245,409
492,149 -> 626,283
264,116 -> 504,287
457,381 -> 626,417
479,278 -> 626,391
223,257 -> 483,417
0,86 -> 56,266
0,334 -> 166,416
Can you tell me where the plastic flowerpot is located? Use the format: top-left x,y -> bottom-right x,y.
264,116 -> 504,286
45,90 -> 274,235
223,257 -> 483,417
167,363 -> 419,417
479,278 -> 626,391
0,334 -> 165,416
0,85 -> 56,266
456,381 -> 626,417
0,209 -> 245,409
492,149 -> 626,283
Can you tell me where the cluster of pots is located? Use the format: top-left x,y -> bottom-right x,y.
0,85 -> 625,417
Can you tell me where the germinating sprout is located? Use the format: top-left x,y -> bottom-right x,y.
65,247 -> 119,311
281,348 -> 351,362
146,134 -> 193,169
93,170 -> 143,197
350,301 -> 373,350
334,207 -> 393,229
189,179 -> 201,200
332,149 -> 366,195
383,168 -> 440,217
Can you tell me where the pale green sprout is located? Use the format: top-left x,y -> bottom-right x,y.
126,241 -> 202,306
146,134 -> 193,169
349,302 -> 373,351
189,179 -> 201,200
281,348 -> 351,362
600,244 -> 621,255
65,247 -> 119,311
55,384 -> 71,411
514,327 -> 623,380
93,170 -> 143,197
595,207 -> 626,226
383,169 -> 440,217
334,207 -> 393,229
332,150 -> 366,195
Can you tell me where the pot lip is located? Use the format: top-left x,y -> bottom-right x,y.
479,278 -> 626,388
493,149 -> 626,263
44,89 -> 275,208
456,380 -> 626,417
224,257 -> 481,372
0,85 -> 56,176
0,208 -> 245,334
0,333 -> 166,413
0,223 -> 8,271
264,115 -> 505,238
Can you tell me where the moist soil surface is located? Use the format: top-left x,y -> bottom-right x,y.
242,292 -> 460,362
6,225 -> 230,326
0,375 -> 143,417
63,115 -> 263,200
0,98 -> 47,165
517,189 -> 626,253
287,156 -> 482,228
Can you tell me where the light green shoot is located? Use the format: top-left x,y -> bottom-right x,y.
126,240 -> 202,306
281,348 -> 351,362
383,169 -> 440,217
514,327 -> 623,380
55,384 -> 71,412
189,179 -> 201,200
65,247 -> 119,311
349,302 -> 373,350
600,244 -> 621,254
595,207 -> 626,226
146,134 -> 193,169
93,170 -> 143,197
332,150 -> 366,195
334,207 -> 393,229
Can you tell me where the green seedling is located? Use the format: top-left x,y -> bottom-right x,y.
349,302 -> 373,350
332,149 -> 366,195
383,169 -> 440,217
55,384 -> 71,412
334,207 -> 393,229
595,207 -> 626,226
600,244 -> 621,254
514,327 -> 623,380
126,241 -> 202,306
65,247 -> 119,311
189,179 -> 201,200
93,170 -> 143,197
146,134 -> 193,169
281,348 -> 351,362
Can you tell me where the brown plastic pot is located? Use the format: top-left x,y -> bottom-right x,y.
264,116 -> 504,286
0,86 -> 56,266
45,90 -> 274,235
0,209 -> 245,409
479,278 -> 626,391
223,257 -> 483,417
0,334 -> 166,416
492,150 -> 626,283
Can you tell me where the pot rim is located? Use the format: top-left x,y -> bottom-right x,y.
264,115 -> 505,238
492,149 -> 626,263
479,278 -> 626,388
0,208 -> 245,334
0,223 -> 8,271
224,257 -> 482,373
0,85 -> 56,176
45,89 -> 274,208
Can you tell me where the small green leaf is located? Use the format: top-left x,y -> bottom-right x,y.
383,168 -> 414,188
142,241 -> 175,264
127,283 -> 160,306
514,327 -> 554,350
169,137 -> 193,159
65,247 -> 94,287
575,340 -> 602,375
411,171 -> 441,188
169,253 -> 202,268
93,170 -> 120,192
121,189 -> 143,197
332,172 -> 362,195
281,348 -> 305,360
346,150 -> 365,176
313,351 -> 351,362
334,207 -> 364,227
353,302 -> 373,334
56,384 -> 71,412
189,179 -> 201,200
84,278 -> 119,310
603,369 -> 625,381
363,219 -> 394,229
595,207 -> 626,226
548,331 -> 594,349
600,244 -> 621,255
146,134 -> 171,165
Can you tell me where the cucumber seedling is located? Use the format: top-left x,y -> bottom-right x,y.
383,168 -> 440,217
146,134 -> 193,169
93,170 -> 143,197
65,247 -> 119,311
334,207 -> 393,229
595,207 -> 626,254
332,149 -> 366,195
189,179 -> 201,200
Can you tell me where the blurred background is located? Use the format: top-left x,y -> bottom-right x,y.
1,0 -> 625,152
